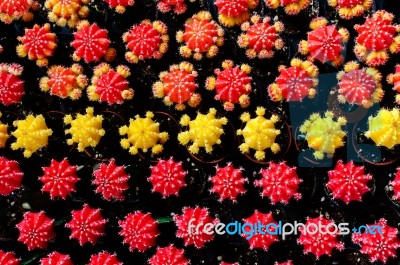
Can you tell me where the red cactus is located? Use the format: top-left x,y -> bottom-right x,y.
354,10 -> 400,67
173,206 -> 217,248
148,245 -> 190,265
40,252 -> 73,265
297,216 -> 344,259
72,22 -> 111,63
16,211 -> 55,250
16,23 -> 56,67
352,218 -> 400,263
157,0 -> 189,14
254,161 -> 302,204
88,252 -> 122,265
389,65 -> 400,93
92,159 -> 130,201
148,158 -> 187,198
337,65 -> 383,107
238,16 -> 284,59
214,0 -> 258,27
176,11 -> 224,60
0,0 -> 35,24
0,251 -> 19,265
102,0 -> 135,13
209,163 -> 247,202
264,0 -> 310,15
123,20 -> 168,63
88,64 -> 133,104
220,262 -> 238,265
152,62 -> 200,110
298,18 -> 349,66
0,157 -> 24,196
389,168 -> 400,201
119,211 -> 159,251
327,0 -> 372,19
387,65 -> 400,104
39,158 -> 79,199
39,64 -> 87,100
268,59 -> 318,102
65,204 -> 107,245
241,210 -> 279,250
308,26 -> 342,63
0,63 -> 24,105
327,160 -> 372,204
206,60 -> 252,111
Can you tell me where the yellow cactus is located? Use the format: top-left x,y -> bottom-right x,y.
119,111 -> 168,155
365,108 -> 400,149
178,108 -> 227,154
11,114 -> 53,158
64,107 -> 105,152
45,0 -> 90,28
237,107 -> 281,161
0,113 -> 9,148
300,111 -> 347,160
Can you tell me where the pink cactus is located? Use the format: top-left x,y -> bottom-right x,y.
92,159 -> 130,201
297,216 -> 344,259
268,59 -> 318,102
0,251 -> 19,265
39,158 -> 79,199
152,62 -> 200,110
0,157 -> 24,196
173,206 -> 217,248
156,0 -> 189,14
88,63 -> 134,104
0,63 -> 24,105
65,204 -> 107,245
176,11 -> 224,60
389,168 -> 400,201
72,22 -> 112,63
238,16 -> 284,59
16,23 -> 56,67
387,65 -> 400,104
148,245 -> 190,265
88,252 -> 122,265
206,60 -> 252,111
119,211 -> 159,252
352,218 -> 400,263
102,0 -> 135,13
354,10 -> 400,67
327,160 -> 372,204
123,20 -> 168,63
254,161 -> 302,204
148,158 -> 187,198
214,0 -> 259,27
241,210 -> 279,250
337,62 -> 383,107
209,163 -> 247,202
16,211 -> 55,250
40,252 -> 73,265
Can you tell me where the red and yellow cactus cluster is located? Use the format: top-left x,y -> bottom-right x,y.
2,1 -> 400,265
